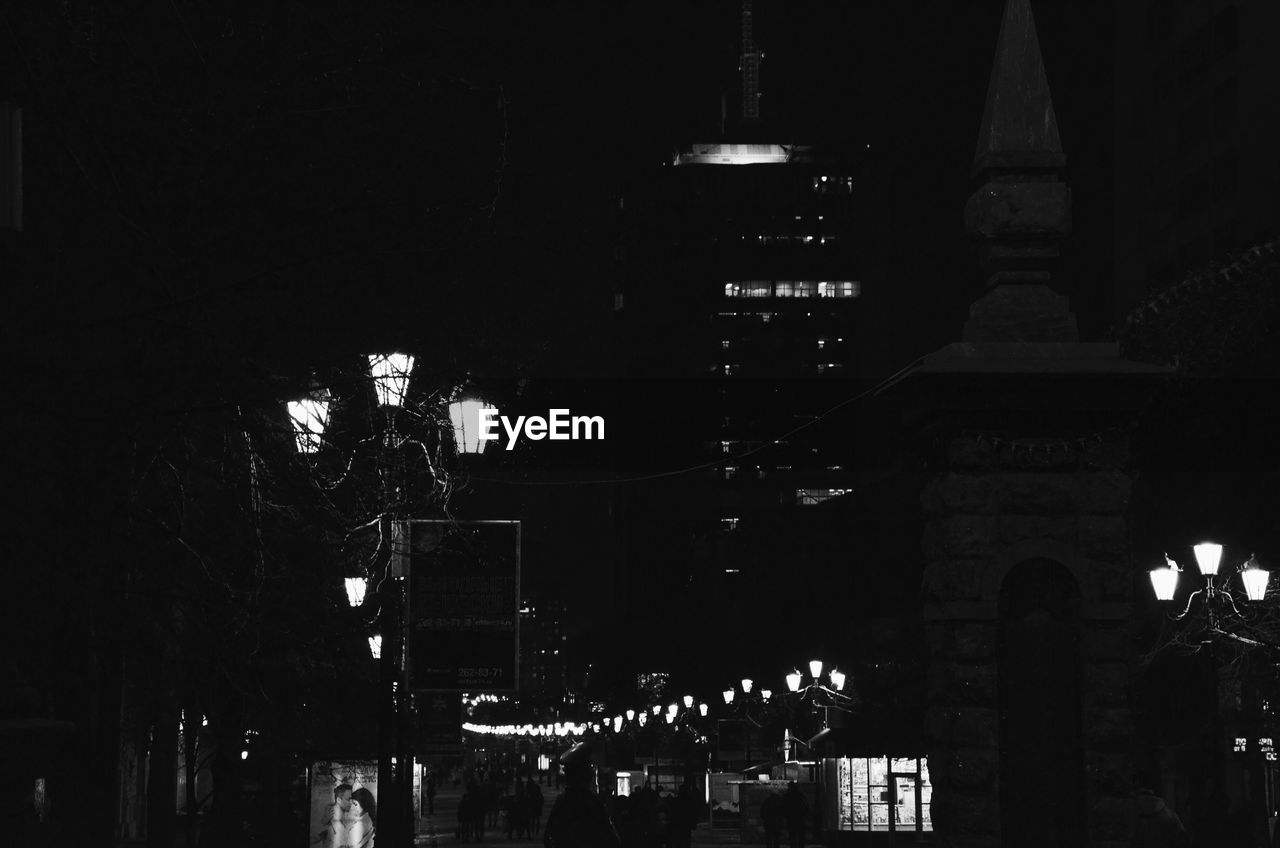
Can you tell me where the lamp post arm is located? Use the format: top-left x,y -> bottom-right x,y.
1173,588 -> 1205,621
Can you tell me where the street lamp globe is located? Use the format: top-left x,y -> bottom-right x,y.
287,396 -> 331,454
449,398 -> 495,454
741,678 -> 754,694
786,671 -> 802,693
829,669 -> 847,691
344,577 -> 368,607
1242,555 -> 1270,602
761,689 -> 772,701
1149,555 -> 1180,601
638,712 -> 648,727
723,689 -> 735,705
683,695 -> 694,709
652,705 -> 662,716
665,712 -> 676,724
699,703 -> 708,717
368,635 -> 383,659
809,659 -> 823,679
626,709 -> 635,722
1194,542 -> 1223,577
368,353 -> 415,408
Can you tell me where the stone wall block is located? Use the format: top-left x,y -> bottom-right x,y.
927,663 -> 997,706
927,623 -> 996,661
995,514 -> 1074,546
964,180 -> 1071,237
1090,557 -> 1133,600
1079,515 -> 1128,560
927,517 -> 1001,559
923,561 -> 986,602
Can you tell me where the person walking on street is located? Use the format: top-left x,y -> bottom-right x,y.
527,776 -> 546,836
761,791 -> 784,848
543,744 -> 621,848
783,782 -> 808,848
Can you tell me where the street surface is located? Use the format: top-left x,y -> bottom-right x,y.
413,785 -> 810,847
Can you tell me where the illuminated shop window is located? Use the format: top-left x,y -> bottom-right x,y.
837,757 -> 932,833
796,488 -> 852,505
818,281 -> 861,298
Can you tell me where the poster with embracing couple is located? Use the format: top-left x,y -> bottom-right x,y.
310,760 -> 378,848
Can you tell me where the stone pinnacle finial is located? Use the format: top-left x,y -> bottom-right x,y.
973,0 -> 1064,174
962,0 -> 1075,343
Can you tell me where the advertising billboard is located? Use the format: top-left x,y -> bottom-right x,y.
405,520 -> 520,693
308,760 -> 379,848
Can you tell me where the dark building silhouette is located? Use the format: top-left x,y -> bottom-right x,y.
1114,0 -> 1280,311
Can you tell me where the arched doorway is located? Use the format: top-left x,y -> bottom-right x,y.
997,558 -> 1085,846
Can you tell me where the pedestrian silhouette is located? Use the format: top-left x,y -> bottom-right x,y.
543,745 -> 621,848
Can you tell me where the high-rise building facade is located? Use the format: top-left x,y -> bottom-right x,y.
1114,0 -> 1280,313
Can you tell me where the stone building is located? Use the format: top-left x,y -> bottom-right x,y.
891,1 -> 1170,845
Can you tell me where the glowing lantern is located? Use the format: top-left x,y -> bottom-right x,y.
1194,542 -> 1223,577
368,635 -> 382,659
1242,555 -> 1270,602
368,353 -> 414,408
786,671 -> 802,693
287,396 -> 330,453
741,678 -> 753,694
809,659 -> 823,679
829,669 -> 846,691
344,577 -> 368,608
683,695 -> 694,709
449,398 -> 495,454
723,689 -> 735,705
1150,555 -> 1180,602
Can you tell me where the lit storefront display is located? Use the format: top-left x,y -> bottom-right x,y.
833,756 -> 932,834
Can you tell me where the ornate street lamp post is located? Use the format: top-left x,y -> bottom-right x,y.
1149,542 -> 1270,636
287,359 -> 496,847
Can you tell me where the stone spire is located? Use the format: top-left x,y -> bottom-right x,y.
962,0 -> 1075,342
972,0 -> 1063,173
